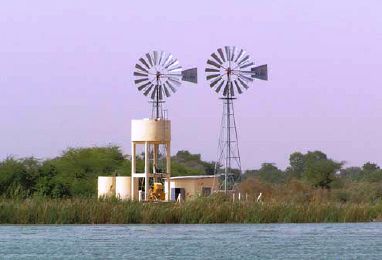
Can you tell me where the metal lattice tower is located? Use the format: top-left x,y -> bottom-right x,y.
215,94 -> 242,191
205,46 -> 268,193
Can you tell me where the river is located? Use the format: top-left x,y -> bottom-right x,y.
1,223 -> 382,259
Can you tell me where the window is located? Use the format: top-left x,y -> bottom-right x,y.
202,187 -> 211,197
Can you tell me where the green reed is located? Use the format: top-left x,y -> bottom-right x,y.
1,196 -> 382,224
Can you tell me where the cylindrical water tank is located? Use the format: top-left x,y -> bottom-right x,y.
115,176 -> 131,200
131,119 -> 171,142
98,176 -> 116,198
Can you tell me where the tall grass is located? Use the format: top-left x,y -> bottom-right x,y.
1,196 -> 382,224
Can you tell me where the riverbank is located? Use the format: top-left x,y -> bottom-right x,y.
1,197 -> 382,224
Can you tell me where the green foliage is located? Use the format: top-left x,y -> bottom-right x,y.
362,162 -> 380,172
0,157 -> 40,198
45,146 -> 127,197
244,163 -> 286,184
1,147 -> 382,207
303,155 -> 341,189
287,152 -> 305,178
285,151 -> 341,189
0,147 -> 216,198
245,151 -> 341,189
340,163 -> 382,183
171,150 -> 215,176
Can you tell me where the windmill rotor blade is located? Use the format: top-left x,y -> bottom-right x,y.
237,77 -> 249,89
168,77 -> 181,86
215,80 -> 225,93
134,78 -> 149,84
138,81 -> 151,91
234,49 -> 244,63
166,81 -> 177,93
158,51 -> 164,66
153,51 -> 158,65
133,71 -> 148,77
230,81 -> 235,96
135,64 -> 149,73
167,59 -> 180,69
207,59 -> 221,69
210,76 -> 223,88
168,65 -> 182,72
234,80 -> 243,94
222,81 -> 229,96
182,68 -> 197,83
211,53 -> 223,64
238,73 -> 253,82
217,48 -> 226,62
163,84 -> 171,97
168,75 -> 181,82
205,68 -> 220,73
139,58 -> 150,70
251,64 -> 268,80
240,61 -> 254,69
224,46 -> 231,61
231,46 -> 237,62
145,53 -> 153,67
143,84 -> 154,96
150,85 -> 158,100
164,58 -> 177,69
158,84 -> 163,100
207,74 -> 221,80
238,54 -> 250,66
162,53 -> 172,67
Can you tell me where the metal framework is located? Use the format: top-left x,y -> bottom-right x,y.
215,95 -> 242,191
205,46 -> 268,193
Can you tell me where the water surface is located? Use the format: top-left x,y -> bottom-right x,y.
1,223 -> 382,259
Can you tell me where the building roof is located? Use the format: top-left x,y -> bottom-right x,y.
169,175 -> 217,180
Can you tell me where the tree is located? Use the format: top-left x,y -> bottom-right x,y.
304,159 -> 341,189
340,167 -> 363,181
39,146 -> 127,197
287,152 -> 305,178
360,162 -> 382,183
0,157 -> 40,198
244,163 -> 285,184
362,162 -> 380,172
285,151 -> 342,189
172,150 -> 215,176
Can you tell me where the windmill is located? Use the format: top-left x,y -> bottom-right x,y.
205,46 -> 268,193
132,50 -> 197,201
134,50 -> 197,119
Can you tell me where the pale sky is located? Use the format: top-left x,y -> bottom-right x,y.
1,1 -> 381,169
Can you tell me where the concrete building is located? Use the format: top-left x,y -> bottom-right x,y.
98,174 -> 220,201
165,175 -> 219,201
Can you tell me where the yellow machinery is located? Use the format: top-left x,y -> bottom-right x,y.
148,182 -> 165,201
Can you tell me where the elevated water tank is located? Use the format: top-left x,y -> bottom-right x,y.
131,119 -> 171,142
